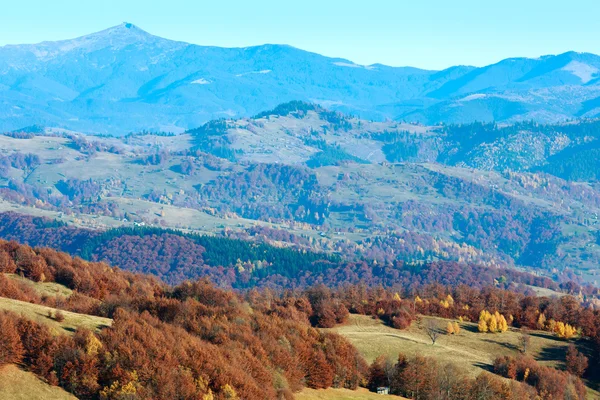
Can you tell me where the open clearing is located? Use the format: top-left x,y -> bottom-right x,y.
329,314 -> 600,398
4,273 -> 73,298
297,387 -> 407,400
0,296 -> 111,335
0,365 -> 76,400
330,314 -> 579,373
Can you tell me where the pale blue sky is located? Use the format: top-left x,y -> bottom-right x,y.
1,0 -> 599,70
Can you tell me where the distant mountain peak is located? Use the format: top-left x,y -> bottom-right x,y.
72,22 -> 166,48
1,23 -> 600,134
2,22 -> 183,61
94,22 -> 152,38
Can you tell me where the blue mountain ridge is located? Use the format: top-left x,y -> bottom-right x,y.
1,23 -> 599,135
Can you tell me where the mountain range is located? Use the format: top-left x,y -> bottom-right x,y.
1,22 -> 600,134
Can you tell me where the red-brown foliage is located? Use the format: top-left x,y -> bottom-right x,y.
0,240 -> 368,399
370,353 -> 538,400
0,311 -> 24,366
565,345 -> 589,377
53,310 -> 65,322
494,355 -> 586,400
3,236 -> 600,399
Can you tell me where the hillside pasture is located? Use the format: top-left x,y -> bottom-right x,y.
0,365 -> 76,400
329,314 -> 600,398
0,296 -> 111,335
297,387 -> 408,400
331,314 -> 581,372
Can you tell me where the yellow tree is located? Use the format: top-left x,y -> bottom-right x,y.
221,384 -> 239,400
537,313 -> 547,330
489,315 -> 498,333
494,311 -> 501,321
564,324 -> 576,339
446,322 -> 455,335
479,310 -> 488,321
555,322 -> 566,338
498,315 -> 508,333
478,319 -> 488,333
453,321 -> 461,335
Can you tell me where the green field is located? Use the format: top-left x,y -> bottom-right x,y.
331,314 -> 578,372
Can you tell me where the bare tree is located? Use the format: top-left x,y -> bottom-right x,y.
424,319 -> 441,345
383,357 -> 396,388
518,330 -> 531,353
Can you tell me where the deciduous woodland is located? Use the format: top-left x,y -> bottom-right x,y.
0,239 -> 365,399
4,111 -> 600,283
0,212 -> 593,296
1,238 -> 600,399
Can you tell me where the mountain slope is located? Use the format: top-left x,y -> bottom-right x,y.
3,106 -> 600,282
1,24 -> 600,134
0,365 -> 77,400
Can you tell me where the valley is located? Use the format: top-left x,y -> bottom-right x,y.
2,104 -> 600,287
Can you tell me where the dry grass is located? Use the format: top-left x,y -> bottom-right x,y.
329,314 -> 600,399
330,314 -> 579,376
0,296 -> 111,335
4,274 -> 73,298
296,387 -> 407,400
0,364 -> 76,400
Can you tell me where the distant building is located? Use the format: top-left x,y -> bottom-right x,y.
377,387 -> 390,395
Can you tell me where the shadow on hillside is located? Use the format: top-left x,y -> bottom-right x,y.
461,324 -> 479,333
473,362 -> 494,373
537,345 -> 565,363
529,331 -> 560,341
36,311 -> 52,320
481,338 -> 520,352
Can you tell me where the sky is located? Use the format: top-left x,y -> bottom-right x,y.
1,0 -> 599,70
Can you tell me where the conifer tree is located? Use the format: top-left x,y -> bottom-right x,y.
489,315 -> 498,333
452,321 -> 460,335
498,315 -> 508,333
478,319 -> 488,333
537,313 -> 547,330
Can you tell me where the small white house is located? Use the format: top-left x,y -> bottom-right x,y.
377,387 -> 390,395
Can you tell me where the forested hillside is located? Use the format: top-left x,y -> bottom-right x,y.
1,238 -> 600,399
3,108 -> 600,284
0,239 -> 367,399
0,211 -> 590,295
